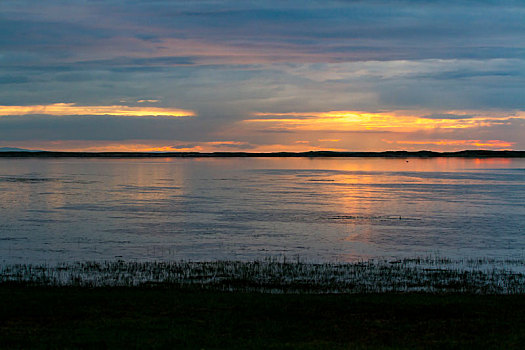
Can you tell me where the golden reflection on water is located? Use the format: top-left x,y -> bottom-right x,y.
1,157 -> 524,263
473,158 -> 512,165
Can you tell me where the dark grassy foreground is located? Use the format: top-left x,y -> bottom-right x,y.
1,286 -> 525,349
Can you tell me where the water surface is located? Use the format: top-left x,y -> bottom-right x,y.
1,157 -> 524,263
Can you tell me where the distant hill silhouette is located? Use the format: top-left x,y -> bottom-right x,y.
0,150 -> 523,158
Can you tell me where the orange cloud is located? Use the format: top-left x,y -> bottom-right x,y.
385,139 -> 514,149
137,99 -> 160,103
246,110 -> 505,132
0,103 -> 195,117
86,144 -> 201,152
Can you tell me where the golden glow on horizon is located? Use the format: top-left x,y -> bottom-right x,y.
387,139 -> 514,148
62,144 -> 204,153
1,108 -> 519,152
2,138 -> 514,153
0,103 -> 195,117
22,140 -> 252,153
83,142 -> 342,153
3,141 -> 346,153
248,110 -> 501,132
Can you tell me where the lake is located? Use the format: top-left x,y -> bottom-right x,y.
1,157 -> 524,264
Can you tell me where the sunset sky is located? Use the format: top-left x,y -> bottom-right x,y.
1,0 -> 524,152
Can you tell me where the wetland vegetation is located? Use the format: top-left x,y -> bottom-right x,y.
2,258 -> 525,348
2,257 -> 525,293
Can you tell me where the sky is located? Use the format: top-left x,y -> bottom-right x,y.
1,0 -> 524,152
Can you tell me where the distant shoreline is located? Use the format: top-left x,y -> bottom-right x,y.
0,150 -> 524,158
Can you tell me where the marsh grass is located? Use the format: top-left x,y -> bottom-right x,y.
2,256 -> 525,293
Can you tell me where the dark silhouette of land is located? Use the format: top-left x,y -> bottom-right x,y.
2,286 -> 525,349
0,150 -> 524,158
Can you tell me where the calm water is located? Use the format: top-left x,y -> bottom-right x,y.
1,157 -> 524,264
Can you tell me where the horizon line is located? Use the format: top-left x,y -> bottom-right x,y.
0,150 -> 524,158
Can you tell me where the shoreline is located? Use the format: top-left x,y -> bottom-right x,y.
1,149 -> 525,158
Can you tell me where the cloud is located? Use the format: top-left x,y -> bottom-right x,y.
137,99 -> 159,103
76,56 -> 198,68
2,1 -> 524,66
0,103 -> 195,117
0,75 -> 30,84
385,139 -> 515,149
420,113 -> 475,120
0,114 -> 207,141
0,1 -> 524,151
245,110 -> 512,132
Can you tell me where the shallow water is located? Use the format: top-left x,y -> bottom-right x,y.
0,157 -> 524,263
